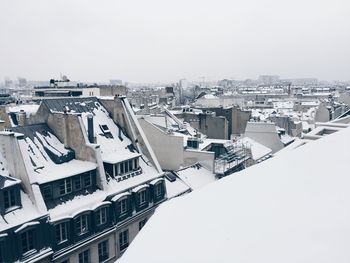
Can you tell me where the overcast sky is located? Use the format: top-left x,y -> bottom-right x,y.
0,0 -> 349,83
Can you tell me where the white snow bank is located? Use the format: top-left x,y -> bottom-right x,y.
120,126 -> 350,263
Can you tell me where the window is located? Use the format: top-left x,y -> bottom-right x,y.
120,162 -> 124,174
120,198 -> 128,215
98,240 -> 109,262
134,158 -> 138,169
4,188 -> 16,209
75,176 -> 82,190
155,183 -> 162,197
128,160 -> 133,171
0,241 -> 3,263
59,178 -> 72,196
119,230 -> 129,251
78,249 -> 90,263
21,229 -> 34,254
139,190 -> 146,205
96,207 -> 107,226
139,218 -> 147,231
75,214 -> 89,235
124,162 -> 129,173
42,185 -> 52,200
55,222 -> 68,244
84,173 -> 92,187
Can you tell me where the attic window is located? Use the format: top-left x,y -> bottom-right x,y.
4,188 -> 16,210
139,189 -> 147,205
59,178 -> 72,196
75,214 -> 89,235
21,229 -> 35,255
155,183 -> 163,197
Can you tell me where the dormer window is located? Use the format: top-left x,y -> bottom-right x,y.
83,173 -> 92,187
59,178 -> 72,196
2,186 -> 21,213
4,188 -> 16,210
75,176 -> 82,190
75,214 -> 89,235
55,221 -> 69,244
21,229 -> 34,254
155,183 -> 162,197
120,198 -> 128,215
139,190 -> 146,205
96,207 -> 108,226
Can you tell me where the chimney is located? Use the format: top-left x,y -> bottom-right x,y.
87,113 -> 94,143
17,110 -> 26,126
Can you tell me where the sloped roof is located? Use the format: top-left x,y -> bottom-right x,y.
12,124 -> 96,184
120,126 -> 350,263
42,97 -> 99,113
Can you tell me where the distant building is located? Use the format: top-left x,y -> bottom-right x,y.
33,80 -> 127,98
110,80 -> 123,85
258,75 -> 280,85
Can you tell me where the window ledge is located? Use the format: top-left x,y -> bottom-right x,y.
4,205 -> 21,214
22,249 -> 38,259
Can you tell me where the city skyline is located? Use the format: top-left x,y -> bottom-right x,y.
0,0 -> 349,83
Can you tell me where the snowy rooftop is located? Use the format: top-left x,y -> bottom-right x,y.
43,97 -> 161,190
0,190 -> 45,232
12,124 -> 97,184
120,126 -> 350,263
240,137 -> 272,161
8,104 -> 40,117
176,164 -> 216,190
164,176 -> 191,199
48,190 -> 107,221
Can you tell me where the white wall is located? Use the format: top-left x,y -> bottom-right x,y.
139,118 -> 184,170
82,87 -> 101,97
183,149 -> 215,172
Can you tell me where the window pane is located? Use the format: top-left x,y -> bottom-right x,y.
119,230 -> 129,251
21,230 -> 34,254
97,208 -> 107,225
75,177 -> 82,190
120,199 -> 127,214
98,240 -> 109,262
79,249 -> 90,263
84,173 -> 91,187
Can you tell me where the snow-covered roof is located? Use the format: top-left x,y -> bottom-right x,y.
78,100 -> 142,164
0,152 -> 44,232
240,137 -> 272,161
164,177 -> 191,199
244,122 -> 284,153
8,104 -> 40,117
49,190 -> 107,221
12,124 -> 97,184
0,190 -> 45,232
176,164 -> 216,190
120,126 -> 350,263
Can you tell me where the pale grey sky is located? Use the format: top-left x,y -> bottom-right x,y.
0,0 -> 349,83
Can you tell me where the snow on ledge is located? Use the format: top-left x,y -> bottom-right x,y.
14,221 -> 40,233
132,184 -> 149,193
